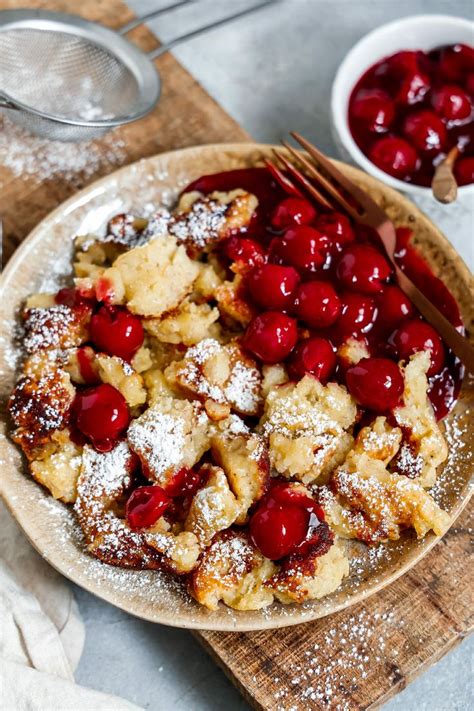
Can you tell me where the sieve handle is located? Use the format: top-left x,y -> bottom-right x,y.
0,94 -> 18,110
144,0 -> 277,60
119,0 -> 197,36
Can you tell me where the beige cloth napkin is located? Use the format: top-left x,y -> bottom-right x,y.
0,499 -> 143,711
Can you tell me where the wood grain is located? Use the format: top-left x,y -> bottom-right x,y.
1,2 -> 472,710
198,506 -> 473,710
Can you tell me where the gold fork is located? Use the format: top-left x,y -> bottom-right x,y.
268,132 -> 474,374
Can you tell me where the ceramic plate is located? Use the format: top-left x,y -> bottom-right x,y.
0,143 -> 472,631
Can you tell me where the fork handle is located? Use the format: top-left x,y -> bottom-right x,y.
394,264 -> 474,374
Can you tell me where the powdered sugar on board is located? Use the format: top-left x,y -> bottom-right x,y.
0,115 -> 127,185
270,608 -> 406,711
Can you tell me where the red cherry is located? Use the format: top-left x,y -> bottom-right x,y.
250,500 -> 309,560
126,486 -> 170,529
225,236 -> 266,269
396,72 -> 430,106
351,89 -> 395,132
369,137 -> 419,179
403,110 -> 447,153
431,84 -> 472,121
287,337 -> 336,383
388,319 -> 445,376
72,384 -> 130,451
387,51 -> 420,77
269,225 -> 329,272
336,244 -> 391,294
466,73 -> 474,96
338,293 -> 377,336
271,197 -> 317,230
346,357 -> 404,412
454,157 -> 474,186
314,211 -> 355,253
243,311 -> 298,364
250,482 -> 327,560
247,264 -> 300,310
439,44 -> 474,82
295,280 -> 341,329
165,467 -> 207,498
375,285 -> 414,331
90,306 -> 144,362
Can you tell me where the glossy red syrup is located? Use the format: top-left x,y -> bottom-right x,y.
95,277 -> 116,304
181,168 -> 463,419
225,236 -> 266,271
55,287 -> 93,309
90,305 -> 144,362
126,486 -> 170,529
348,44 -> 474,186
72,384 -> 130,452
165,467 -> 208,498
249,482 -> 329,560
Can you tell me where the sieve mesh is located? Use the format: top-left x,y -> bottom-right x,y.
0,29 -> 140,121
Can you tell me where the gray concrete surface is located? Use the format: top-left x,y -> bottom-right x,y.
75,1 -> 473,708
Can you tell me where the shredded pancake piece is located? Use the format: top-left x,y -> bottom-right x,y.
127,397 -> 211,487
75,443 -> 200,573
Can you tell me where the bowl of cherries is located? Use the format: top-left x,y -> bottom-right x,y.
331,14 -> 474,198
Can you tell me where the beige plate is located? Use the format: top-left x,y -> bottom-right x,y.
0,144 -> 473,631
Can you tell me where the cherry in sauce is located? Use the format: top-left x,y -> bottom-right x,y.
348,43 -> 474,186
165,467 -> 208,498
243,311 -> 298,364
247,264 -> 300,311
126,486 -> 170,529
71,384 -> 130,452
249,482 -> 328,560
287,337 -> 336,384
346,357 -> 404,412
181,168 -> 463,419
90,305 -> 144,362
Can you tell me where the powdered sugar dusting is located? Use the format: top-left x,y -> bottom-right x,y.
80,442 -> 132,500
0,115 -> 126,184
225,359 -> 261,413
271,608 -> 405,710
177,338 -> 261,415
169,196 -> 227,250
23,305 -> 76,352
128,409 -> 187,478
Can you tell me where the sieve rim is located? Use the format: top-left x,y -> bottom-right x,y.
0,8 -> 161,128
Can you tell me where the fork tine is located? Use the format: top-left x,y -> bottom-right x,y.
272,150 -> 333,210
263,159 -> 304,198
290,131 -> 378,215
280,141 -> 358,218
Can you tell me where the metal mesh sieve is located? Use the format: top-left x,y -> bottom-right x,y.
0,30 -> 140,121
0,2 -> 275,142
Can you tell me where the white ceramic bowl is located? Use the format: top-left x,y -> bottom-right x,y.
331,14 -> 474,200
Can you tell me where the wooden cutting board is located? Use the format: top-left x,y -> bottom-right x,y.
1,2 -> 472,709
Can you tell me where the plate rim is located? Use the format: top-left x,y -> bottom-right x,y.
1,142 -> 472,631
